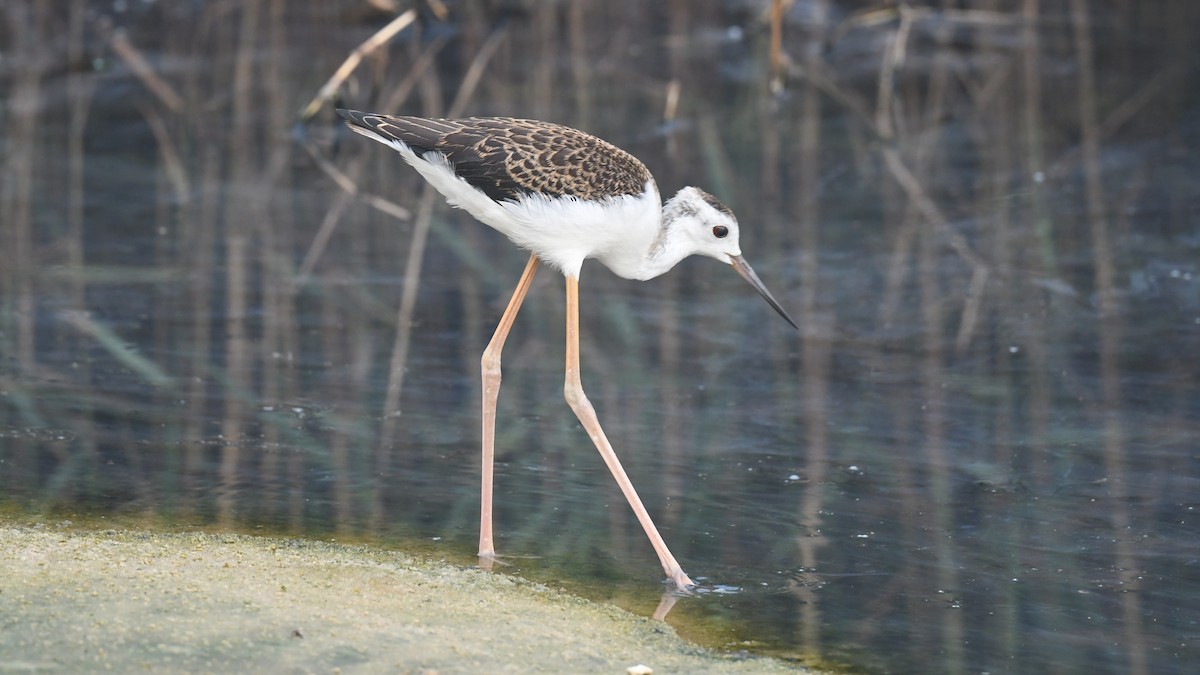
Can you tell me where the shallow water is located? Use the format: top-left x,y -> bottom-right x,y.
2,1 -> 1198,673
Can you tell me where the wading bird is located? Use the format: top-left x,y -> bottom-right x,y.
338,109 -> 797,589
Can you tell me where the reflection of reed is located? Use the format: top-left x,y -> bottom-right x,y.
1,2 -> 44,501
1069,2 -> 1144,673
975,4 -> 1020,662
4,3 -> 42,375
66,0 -> 99,499
264,0 -> 301,532
215,0 -> 262,526
372,188 -> 437,531
660,22 -> 686,532
793,28 -> 830,658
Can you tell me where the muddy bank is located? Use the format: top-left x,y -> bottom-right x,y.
0,521 -> 804,673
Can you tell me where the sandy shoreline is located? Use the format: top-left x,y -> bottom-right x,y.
0,521 -> 804,673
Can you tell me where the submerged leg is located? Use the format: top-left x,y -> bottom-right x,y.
479,254 -> 540,560
561,275 -> 695,589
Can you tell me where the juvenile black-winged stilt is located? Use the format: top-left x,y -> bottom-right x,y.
338,109 -> 797,589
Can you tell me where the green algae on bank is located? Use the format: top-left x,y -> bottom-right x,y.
0,520 -> 806,673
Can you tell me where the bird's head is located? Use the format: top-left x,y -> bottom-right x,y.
665,186 -> 799,330
665,186 -> 744,264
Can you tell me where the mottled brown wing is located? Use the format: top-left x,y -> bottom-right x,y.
340,111 -> 651,202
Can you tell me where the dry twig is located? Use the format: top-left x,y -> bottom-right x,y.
296,9 -> 418,121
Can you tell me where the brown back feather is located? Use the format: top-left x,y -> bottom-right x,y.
343,112 -> 653,202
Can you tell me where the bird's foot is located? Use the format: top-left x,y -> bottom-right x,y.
477,551 -> 532,572
665,569 -> 697,595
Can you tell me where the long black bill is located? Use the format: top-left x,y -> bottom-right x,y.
730,255 -> 799,330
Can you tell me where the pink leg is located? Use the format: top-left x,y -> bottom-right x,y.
562,275 -> 695,589
479,254 -> 540,561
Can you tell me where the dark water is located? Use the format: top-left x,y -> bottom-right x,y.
3,1 -> 1198,672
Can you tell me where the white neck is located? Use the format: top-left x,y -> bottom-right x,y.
625,199 -> 698,280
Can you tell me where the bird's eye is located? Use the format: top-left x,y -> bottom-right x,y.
712,225 -> 729,238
